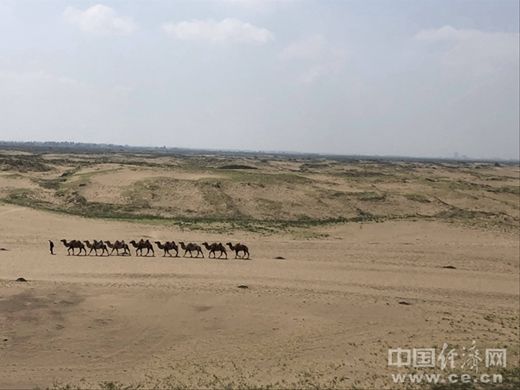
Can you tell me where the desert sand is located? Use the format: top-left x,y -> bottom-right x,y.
0,205 -> 518,388
0,151 -> 518,388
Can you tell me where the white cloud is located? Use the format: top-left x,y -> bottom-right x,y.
281,35 -> 346,84
162,18 -> 274,44
63,4 -> 136,35
415,25 -> 519,76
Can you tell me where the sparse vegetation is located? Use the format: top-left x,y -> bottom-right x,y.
405,193 -> 431,203
0,150 -> 518,234
219,164 -> 258,170
0,154 -> 52,172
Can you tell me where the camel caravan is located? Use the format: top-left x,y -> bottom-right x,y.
58,239 -> 250,259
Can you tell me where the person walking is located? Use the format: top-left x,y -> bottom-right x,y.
49,240 -> 55,255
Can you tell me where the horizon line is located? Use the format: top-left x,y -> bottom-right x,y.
0,139 -> 518,163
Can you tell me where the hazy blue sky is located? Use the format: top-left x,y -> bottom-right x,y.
1,0 -> 518,158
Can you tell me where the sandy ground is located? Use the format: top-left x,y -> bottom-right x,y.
0,204 -> 518,388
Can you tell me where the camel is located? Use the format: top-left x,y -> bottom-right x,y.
119,240 -> 131,256
60,239 -> 86,256
226,242 -> 250,259
202,242 -> 227,259
179,242 -> 204,258
154,241 -> 179,257
94,240 -> 109,256
105,240 -> 130,256
84,240 -> 95,255
84,240 -> 108,256
129,239 -> 154,256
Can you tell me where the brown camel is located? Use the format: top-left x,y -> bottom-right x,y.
60,239 -> 86,256
168,241 -> 179,257
94,240 -> 109,256
179,242 -> 204,258
84,240 -> 96,256
84,240 -> 108,256
119,240 -> 131,256
226,242 -> 249,259
129,239 -> 154,256
202,242 -> 227,259
105,240 -> 130,256
154,241 -> 178,257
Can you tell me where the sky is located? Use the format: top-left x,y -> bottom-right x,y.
0,0 -> 518,159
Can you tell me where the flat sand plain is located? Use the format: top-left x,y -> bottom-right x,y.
0,205 -> 518,388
